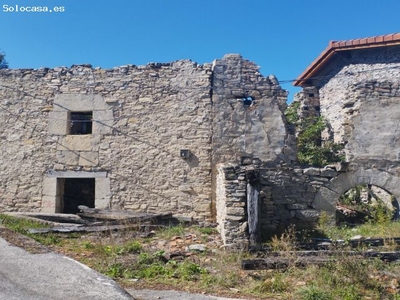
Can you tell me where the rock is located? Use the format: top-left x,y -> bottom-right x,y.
350,235 -> 364,241
187,244 -> 207,252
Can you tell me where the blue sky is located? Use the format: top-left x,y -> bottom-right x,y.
1,0 -> 400,101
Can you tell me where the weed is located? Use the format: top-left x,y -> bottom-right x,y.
82,241 -> 95,249
252,272 -> 289,294
124,240 -> 142,253
34,233 -> 61,246
158,224 -> 185,239
105,263 -> 124,278
197,227 -> 217,235
297,285 -> 333,300
0,214 -> 48,233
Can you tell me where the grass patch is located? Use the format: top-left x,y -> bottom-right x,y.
157,224 -> 186,239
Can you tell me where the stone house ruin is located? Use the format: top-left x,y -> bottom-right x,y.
2,33 -> 400,248
293,33 -> 400,228
0,54 -> 288,244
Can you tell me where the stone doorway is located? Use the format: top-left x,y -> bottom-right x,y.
42,171 -> 110,214
61,178 -> 95,214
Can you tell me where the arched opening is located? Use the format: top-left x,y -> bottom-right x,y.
313,169 -> 400,222
336,184 -> 399,226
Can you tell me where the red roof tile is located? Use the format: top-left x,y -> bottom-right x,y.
293,33 -> 400,86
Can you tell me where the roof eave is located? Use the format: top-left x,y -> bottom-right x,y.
293,33 -> 400,87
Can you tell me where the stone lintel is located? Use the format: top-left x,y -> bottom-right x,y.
46,170 -> 107,178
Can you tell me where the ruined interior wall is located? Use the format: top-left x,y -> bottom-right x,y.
215,158 -> 338,247
0,61 -> 213,218
211,54 -> 288,164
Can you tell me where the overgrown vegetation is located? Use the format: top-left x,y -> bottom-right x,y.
1,214 -> 400,299
285,102 -> 344,167
337,184 -> 397,227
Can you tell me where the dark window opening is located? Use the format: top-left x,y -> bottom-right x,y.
62,178 -> 95,214
70,111 -> 93,135
242,96 -> 254,107
308,93 -> 315,97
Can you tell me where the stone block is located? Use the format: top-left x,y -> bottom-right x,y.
54,94 -> 108,111
320,168 -> 337,178
41,195 -> 56,213
79,151 -> 99,166
48,111 -> 68,135
57,150 -> 79,165
95,177 -> 111,209
42,177 -> 57,196
226,206 -> 245,216
93,110 -> 113,135
312,187 -> 339,213
295,209 -> 319,221
304,168 -> 320,176
58,135 -> 98,151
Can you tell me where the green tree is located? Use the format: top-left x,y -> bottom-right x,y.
0,51 -> 9,69
297,116 -> 344,167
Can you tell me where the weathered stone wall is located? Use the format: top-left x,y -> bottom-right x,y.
216,159 -> 339,246
317,46 -> 400,153
0,61 -> 214,217
0,54 -> 291,224
211,54 -> 288,164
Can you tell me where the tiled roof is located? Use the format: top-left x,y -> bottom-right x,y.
293,33 -> 400,86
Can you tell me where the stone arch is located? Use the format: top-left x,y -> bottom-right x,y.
313,169 -> 400,214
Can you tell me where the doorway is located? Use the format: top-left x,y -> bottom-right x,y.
62,178 -> 95,214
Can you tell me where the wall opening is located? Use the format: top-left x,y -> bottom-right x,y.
242,96 -> 254,107
69,111 -> 93,135
61,178 -> 95,214
336,184 -> 399,226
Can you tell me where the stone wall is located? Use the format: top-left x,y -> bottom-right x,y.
0,54 -> 291,224
216,160 -> 339,246
0,60 -> 214,217
317,46 -> 400,152
211,54 -> 288,164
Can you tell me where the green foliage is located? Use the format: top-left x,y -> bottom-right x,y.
339,185 -> 395,226
0,214 -> 61,245
82,241 -> 95,249
131,251 -> 206,281
34,233 -> 61,246
284,101 -> 300,124
367,202 -> 394,224
284,103 -> 344,167
0,214 -> 48,233
252,273 -> 289,294
197,227 -> 218,235
124,240 -> 143,253
97,241 -> 143,257
158,224 -> 186,239
105,263 -> 124,278
297,285 -> 333,300
297,116 -> 344,167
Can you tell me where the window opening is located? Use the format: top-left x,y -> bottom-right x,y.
69,111 -> 93,135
